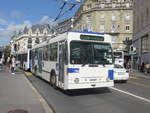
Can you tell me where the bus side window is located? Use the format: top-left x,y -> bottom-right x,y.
50,43 -> 58,61
35,49 -> 38,60
43,46 -> 49,61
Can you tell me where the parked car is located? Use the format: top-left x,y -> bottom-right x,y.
114,64 -> 129,83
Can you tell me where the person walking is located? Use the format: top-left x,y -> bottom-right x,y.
11,56 -> 16,74
0,58 -> 3,70
140,61 -> 145,72
5,57 -> 11,71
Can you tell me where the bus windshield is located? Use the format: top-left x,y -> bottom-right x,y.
70,41 -> 113,65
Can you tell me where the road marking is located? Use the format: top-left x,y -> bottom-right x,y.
129,76 -> 139,79
128,81 -> 150,88
110,87 -> 150,103
25,72 -> 33,76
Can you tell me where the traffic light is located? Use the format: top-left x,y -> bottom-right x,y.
130,45 -> 136,54
130,46 -> 133,51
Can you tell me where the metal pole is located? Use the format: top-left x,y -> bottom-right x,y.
131,53 -> 133,74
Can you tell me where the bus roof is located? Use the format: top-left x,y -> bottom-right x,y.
70,31 -> 106,35
31,31 -> 112,50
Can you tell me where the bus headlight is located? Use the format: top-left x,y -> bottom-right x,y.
74,78 -> 79,84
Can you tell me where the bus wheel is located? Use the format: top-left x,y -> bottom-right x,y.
34,66 -> 37,76
50,74 -> 57,88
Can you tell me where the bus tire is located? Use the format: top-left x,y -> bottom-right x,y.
50,73 -> 57,89
23,65 -> 25,71
122,80 -> 127,83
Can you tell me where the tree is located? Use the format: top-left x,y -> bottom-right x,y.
3,45 -> 11,59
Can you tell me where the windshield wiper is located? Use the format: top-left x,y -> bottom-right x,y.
81,51 -> 91,67
82,56 -> 89,67
100,58 -> 107,67
102,63 -> 105,67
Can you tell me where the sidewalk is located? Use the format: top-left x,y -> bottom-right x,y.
0,69 -> 52,113
130,69 -> 150,79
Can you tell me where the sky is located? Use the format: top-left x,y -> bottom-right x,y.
0,0 -> 81,46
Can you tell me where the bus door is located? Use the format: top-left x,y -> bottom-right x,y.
38,48 -> 43,74
58,41 -> 66,83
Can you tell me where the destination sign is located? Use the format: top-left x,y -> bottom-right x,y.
80,35 -> 104,41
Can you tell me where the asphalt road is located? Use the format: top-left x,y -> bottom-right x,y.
27,74 -> 150,113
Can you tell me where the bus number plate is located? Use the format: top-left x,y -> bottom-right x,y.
90,79 -> 97,81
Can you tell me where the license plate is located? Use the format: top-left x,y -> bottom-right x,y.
90,79 -> 97,81
118,72 -> 125,75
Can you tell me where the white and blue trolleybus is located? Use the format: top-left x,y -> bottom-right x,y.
31,31 -> 114,90
113,49 -> 124,67
16,50 -> 31,71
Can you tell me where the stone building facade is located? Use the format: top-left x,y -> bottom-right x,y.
133,0 -> 150,65
10,24 -> 52,53
72,0 -> 133,50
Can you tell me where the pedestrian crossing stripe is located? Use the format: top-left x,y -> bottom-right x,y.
129,76 -> 139,79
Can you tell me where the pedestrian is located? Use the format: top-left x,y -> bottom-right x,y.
145,62 -> 150,74
2,57 -> 5,65
124,61 -> 127,69
0,58 -> 3,70
140,61 -> 145,72
5,57 -> 11,71
11,56 -> 16,74
126,60 -> 131,73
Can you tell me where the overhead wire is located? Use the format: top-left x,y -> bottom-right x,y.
54,0 -> 81,21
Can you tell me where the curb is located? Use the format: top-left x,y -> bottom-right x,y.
24,72 -> 53,113
130,71 -> 150,79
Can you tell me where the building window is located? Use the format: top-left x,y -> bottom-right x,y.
100,4 -> 105,8
87,4 -> 92,9
35,38 -> 39,44
112,4 -> 116,8
87,15 -> 92,31
126,3 -> 130,8
125,14 -> 131,21
28,38 -> 32,49
118,0 -> 124,3
111,14 -> 116,21
126,25 -> 130,31
100,25 -> 105,33
28,38 -> 32,43
106,0 -> 111,3
87,15 -> 92,24
100,15 -> 105,22
111,24 -> 116,32
141,35 -> 149,53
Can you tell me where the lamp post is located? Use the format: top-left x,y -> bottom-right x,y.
71,17 -> 74,29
